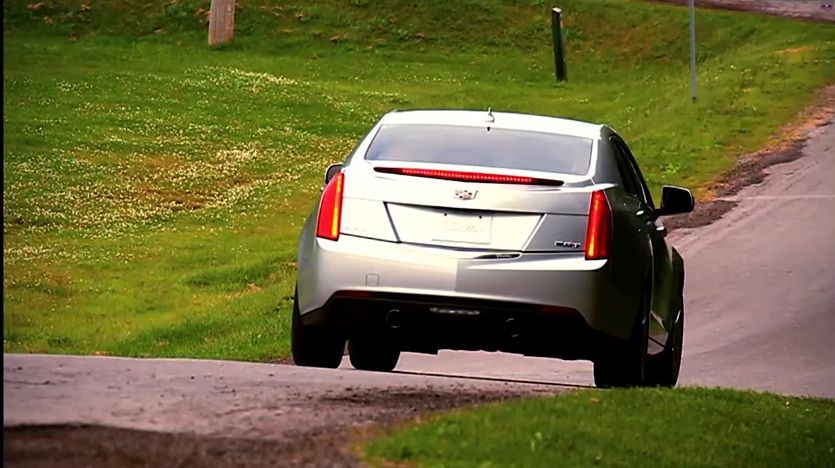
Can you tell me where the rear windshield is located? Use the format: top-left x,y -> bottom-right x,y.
365,124 -> 593,175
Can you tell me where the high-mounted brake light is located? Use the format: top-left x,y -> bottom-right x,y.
316,172 -> 345,241
374,167 -> 563,186
585,190 -> 612,260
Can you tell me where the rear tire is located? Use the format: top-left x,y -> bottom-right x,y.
291,288 -> 345,369
646,301 -> 684,387
348,334 -> 400,372
594,287 -> 650,388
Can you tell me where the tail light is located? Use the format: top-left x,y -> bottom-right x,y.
585,190 -> 612,260
316,172 -> 345,240
374,167 -> 563,186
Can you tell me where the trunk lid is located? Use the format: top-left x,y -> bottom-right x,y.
340,165 -> 591,252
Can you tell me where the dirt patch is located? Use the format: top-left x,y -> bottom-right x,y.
137,153 -> 184,171
3,386 -> 542,468
664,84 -> 835,232
4,425 -> 306,468
318,386 -> 525,412
774,45 -> 814,55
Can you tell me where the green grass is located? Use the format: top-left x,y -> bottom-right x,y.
3,0 -> 834,359
363,387 -> 835,467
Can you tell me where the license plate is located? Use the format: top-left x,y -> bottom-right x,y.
432,213 -> 492,244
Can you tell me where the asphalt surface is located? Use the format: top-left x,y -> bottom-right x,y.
3,354 -> 562,440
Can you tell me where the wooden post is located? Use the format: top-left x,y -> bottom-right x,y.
688,0 -> 698,101
208,0 -> 235,45
551,7 -> 567,81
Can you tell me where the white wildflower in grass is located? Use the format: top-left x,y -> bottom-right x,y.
183,66 -> 304,96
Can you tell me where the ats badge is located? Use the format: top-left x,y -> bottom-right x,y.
454,189 -> 478,200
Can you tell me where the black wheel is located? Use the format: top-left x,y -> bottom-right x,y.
291,288 -> 345,369
646,301 -> 684,387
594,287 -> 650,388
348,334 -> 400,372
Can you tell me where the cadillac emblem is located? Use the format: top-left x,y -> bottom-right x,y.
454,189 -> 478,200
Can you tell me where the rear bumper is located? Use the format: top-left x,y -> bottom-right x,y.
302,292 -> 622,361
297,234 -> 637,343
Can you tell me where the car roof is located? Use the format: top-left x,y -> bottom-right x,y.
378,110 -> 605,140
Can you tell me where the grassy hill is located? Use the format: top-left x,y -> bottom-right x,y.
3,0 -> 834,359
364,387 -> 835,467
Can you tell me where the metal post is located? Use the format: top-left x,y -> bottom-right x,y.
551,7 -> 567,82
688,0 -> 698,101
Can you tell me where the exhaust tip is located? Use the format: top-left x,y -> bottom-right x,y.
386,309 -> 402,329
503,318 -> 520,339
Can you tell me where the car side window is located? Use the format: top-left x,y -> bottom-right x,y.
619,140 -> 655,209
610,137 -> 641,200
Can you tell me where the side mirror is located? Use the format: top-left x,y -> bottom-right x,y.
657,185 -> 695,216
324,163 -> 343,185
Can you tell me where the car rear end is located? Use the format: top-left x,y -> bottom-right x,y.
296,111 -> 631,361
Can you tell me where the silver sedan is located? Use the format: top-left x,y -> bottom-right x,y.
293,110 -> 694,388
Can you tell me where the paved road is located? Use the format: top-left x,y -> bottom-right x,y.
674,121 -> 835,395
3,355 -> 562,441
655,0 -> 835,22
